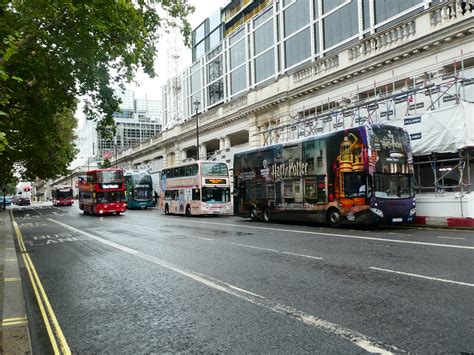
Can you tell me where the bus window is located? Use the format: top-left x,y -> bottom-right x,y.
343,172 -> 366,198
185,165 -> 193,176
96,191 -> 125,203
192,188 -> 200,201
173,167 -> 179,178
179,166 -> 185,177
202,187 -> 230,203
202,162 -> 228,176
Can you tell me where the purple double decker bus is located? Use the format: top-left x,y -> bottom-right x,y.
233,124 -> 416,227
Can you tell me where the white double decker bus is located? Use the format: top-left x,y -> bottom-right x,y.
160,161 -> 232,216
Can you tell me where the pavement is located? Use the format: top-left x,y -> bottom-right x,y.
414,215 -> 474,228
0,208 -> 32,354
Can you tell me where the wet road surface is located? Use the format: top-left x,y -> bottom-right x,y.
11,203 -> 474,353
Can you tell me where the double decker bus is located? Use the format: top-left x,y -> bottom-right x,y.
233,124 -> 416,227
51,187 -> 74,206
160,161 -> 232,216
124,170 -> 154,209
79,168 -> 126,215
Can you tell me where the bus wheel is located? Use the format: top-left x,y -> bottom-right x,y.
250,207 -> 258,221
327,208 -> 341,228
263,208 -> 271,223
186,205 -> 191,217
164,204 -> 170,215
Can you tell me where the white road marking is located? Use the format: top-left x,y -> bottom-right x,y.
387,232 -> 411,236
370,267 -> 474,287
48,218 -> 399,354
232,243 -> 322,260
179,220 -> 474,250
176,233 -> 214,241
437,236 -> 466,240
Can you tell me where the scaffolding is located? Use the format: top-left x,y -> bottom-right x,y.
256,64 -> 474,208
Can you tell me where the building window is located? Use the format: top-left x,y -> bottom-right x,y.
255,49 -> 275,83
194,22 -> 205,43
229,28 -> 244,45
322,0 -> 346,13
254,8 -> 272,27
285,28 -> 311,68
313,0 -> 319,18
375,0 -> 423,24
314,22 -> 320,54
254,20 -> 274,56
323,1 -> 358,49
191,67 -> 201,94
230,65 -> 246,95
195,41 -> 205,60
284,0 -> 310,37
209,10 -> 221,32
363,0 -> 371,29
208,28 -> 221,50
208,80 -> 224,105
230,39 -> 245,70
207,55 -> 223,83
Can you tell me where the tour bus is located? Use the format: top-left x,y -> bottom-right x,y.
160,161 -> 232,216
124,170 -> 154,209
51,186 -> 74,206
79,168 -> 126,215
233,124 -> 416,227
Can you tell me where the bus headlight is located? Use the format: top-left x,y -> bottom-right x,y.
410,208 -> 416,216
369,207 -> 384,218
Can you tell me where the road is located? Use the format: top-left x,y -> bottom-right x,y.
11,203 -> 474,353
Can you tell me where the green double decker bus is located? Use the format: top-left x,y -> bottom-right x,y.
124,170 -> 154,209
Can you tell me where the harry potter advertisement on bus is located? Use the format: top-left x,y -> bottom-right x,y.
234,125 -> 413,213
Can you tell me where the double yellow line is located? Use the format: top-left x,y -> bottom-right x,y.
11,211 -> 71,355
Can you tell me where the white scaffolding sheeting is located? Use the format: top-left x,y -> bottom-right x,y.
390,101 -> 474,156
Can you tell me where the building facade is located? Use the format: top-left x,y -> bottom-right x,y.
111,0 -> 474,218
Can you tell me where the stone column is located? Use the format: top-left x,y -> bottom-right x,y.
224,136 -> 231,149
199,144 -> 207,161
248,113 -> 261,147
219,138 -> 225,151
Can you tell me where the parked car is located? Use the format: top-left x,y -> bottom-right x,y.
14,195 -> 30,206
4,195 -> 12,206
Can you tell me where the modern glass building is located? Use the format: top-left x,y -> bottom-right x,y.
164,0 -> 443,128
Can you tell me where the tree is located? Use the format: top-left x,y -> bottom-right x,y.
101,159 -> 112,169
0,0 -> 193,183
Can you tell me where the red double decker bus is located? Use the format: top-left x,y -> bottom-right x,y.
51,187 -> 74,206
79,168 -> 126,215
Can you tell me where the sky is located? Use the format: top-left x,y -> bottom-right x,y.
125,0 -> 229,100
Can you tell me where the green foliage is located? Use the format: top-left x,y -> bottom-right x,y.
101,159 -> 112,168
1,181 -> 18,195
0,0 -> 193,183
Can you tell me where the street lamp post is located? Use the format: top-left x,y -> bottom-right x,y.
193,99 -> 201,160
